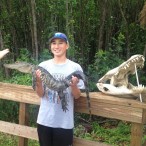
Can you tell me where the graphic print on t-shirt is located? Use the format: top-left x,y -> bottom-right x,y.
45,73 -> 69,104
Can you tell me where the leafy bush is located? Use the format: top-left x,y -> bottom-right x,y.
0,132 -> 39,146
86,50 -> 124,92
74,121 -> 131,146
0,100 -> 19,123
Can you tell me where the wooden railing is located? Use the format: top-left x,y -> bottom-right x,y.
0,82 -> 146,146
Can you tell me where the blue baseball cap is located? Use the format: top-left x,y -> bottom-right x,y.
49,32 -> 68,43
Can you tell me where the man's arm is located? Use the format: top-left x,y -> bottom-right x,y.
70,76 -> 81,99
35,70 -> 44,97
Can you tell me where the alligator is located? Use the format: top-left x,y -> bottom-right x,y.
0,49 -> 9,59
96,54 -> 146,101
4,62 -> 91,116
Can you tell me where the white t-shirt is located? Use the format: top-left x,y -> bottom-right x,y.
37,59 -> 84,129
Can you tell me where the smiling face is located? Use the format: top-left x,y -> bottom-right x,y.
50,38 -> 69,58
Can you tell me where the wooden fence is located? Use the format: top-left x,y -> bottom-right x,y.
0,82 -> 146,146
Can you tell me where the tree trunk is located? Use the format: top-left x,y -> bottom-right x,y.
118,0 -> 130,58
0,30 -> 4,50
143,44 -> 146,57
98,0 -> 107,50
66,0 -> 69,34
30,0 -> 38,61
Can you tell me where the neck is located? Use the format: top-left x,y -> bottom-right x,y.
53,56 -> 67,64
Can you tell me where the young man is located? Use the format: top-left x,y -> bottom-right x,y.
35,32 -> 85,146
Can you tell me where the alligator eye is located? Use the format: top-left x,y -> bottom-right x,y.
103,87 -> 109,91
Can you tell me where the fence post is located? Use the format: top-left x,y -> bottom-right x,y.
130,109 -> 146,146
18,103 -> 29,146
130,123 -> 143,146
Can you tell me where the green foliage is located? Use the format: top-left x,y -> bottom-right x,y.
129,24 -> 146,54
1,0 -> 146,64
94,50 -> 124,76
28,105 -> 39,126
0,100 -> 19,123
111,32 -> 126,55
39,48 -> 53,62
0,132 -> 39,146
14,48 -> 53,64
86,50 -> 124,92
142,134 -> 146,144
4,72 -> 32,85
0,133 -> 17,146
86,63 -> 98,91
74,121 -> 131,146
17,48 -> 32,62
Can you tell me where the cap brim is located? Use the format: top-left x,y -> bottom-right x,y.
49,37 -> 67,43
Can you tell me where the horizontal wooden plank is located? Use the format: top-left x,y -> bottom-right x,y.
0,120 -> 110,146
0,82 -> 40,105
0,120 -> 38,140
81,92 -> 146,109
0,82 -> 146,123
1,82 -> 146,108
75,96 -> 143,123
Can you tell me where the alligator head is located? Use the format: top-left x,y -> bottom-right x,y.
96,54 -> 145,99
4,62 -> 35,73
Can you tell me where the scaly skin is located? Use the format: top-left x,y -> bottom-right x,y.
4,62 -> 91,115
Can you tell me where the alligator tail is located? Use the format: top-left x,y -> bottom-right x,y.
84,78 -> 92,121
